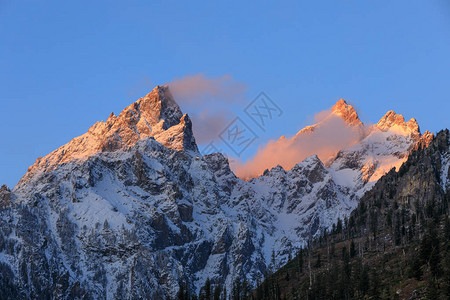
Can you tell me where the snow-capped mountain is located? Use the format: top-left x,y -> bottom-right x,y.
0,86 -> 434,299
266,99 -> 433,196
19,85 -> 197,185
327,105 -> 433,194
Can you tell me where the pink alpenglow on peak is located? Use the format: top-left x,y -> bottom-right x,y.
232,98 -> 432,182
293,99 -> 363,137
414,130 -> 434,150
232,99 -> 366,178
19,85 -> 198,183
376,111 -> 420,136
331,99 -> 363,127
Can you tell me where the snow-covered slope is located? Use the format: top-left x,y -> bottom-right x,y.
328,108 -> 433,196
0,89 -> 434,299
19,85 -> 198,185
266,99 -> 433,198
291,99 -> 364,140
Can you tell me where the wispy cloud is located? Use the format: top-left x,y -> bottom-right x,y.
189,109 -> 229,144
167,74 -> 248,144
231,109 -> 365,179
168,74 -> 247,105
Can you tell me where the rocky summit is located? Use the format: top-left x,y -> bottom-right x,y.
0,87 -> 437,299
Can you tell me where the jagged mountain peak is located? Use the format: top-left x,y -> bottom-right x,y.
302,154 -> 324,166
269,164 -> 286,173
294,99 -> 362,138
103,85 -> 183,132
2,86 -> 441,298
376,110 -> 420,136
331,99 -> 363,127
18,85 -> 197,185
117,85 -> 184,130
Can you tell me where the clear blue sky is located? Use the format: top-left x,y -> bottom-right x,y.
1,0 -> 449,187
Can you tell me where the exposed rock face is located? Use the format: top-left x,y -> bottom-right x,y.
414,130 -> 434,150
266,99 -> 429,187
267,99 -> 433,200
331,99 -> 363,127
376,110 -> 419,137
0,185 -> 11,207
20,85 -> 198,184
0,89 -> 438,299
328,123 -> 424,187
324,104 -> 433,188
1,141 -> 359,299
293,99 -> 362,136
351,129 -> 450,231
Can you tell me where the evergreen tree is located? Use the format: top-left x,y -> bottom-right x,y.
263,277 -> 269,299
420,221 -> 440,269
213,285 -> 221,300
330,243 -> 335,258
200,278 -> 211,300
370,269 -> 381,300
352,259 -> 363,296
407,226 -> 414,241
349,216 -> 355,230
342,246 -> 349,263
445,217 -> 450,242
420,232 -> 433,263
314,254 -> 321,268
177,282 -> 189,300
103,219 -> 110,230
269,249 -> 276,273
222,287 -> 227,300
411,213 -> 417,237
275,283 -> 281,300
256,278 -> 263,300
232,277 -> 241,300
177,283 -> 185,300
429,247 -> 441,278
426,277 -> 439,300
350,240 -> 356,258
359,266 -> 370,296
442,249 -> 450,298
386,209 -> 393,227
341,246 -> 351,298
297,248 -> 303,274
394,212 -> 402,246
242,277 -> 250,299
206,278 -> 212,300
370,210 -> 378,239
336,218 -> 343,234
409,253 -> 423,280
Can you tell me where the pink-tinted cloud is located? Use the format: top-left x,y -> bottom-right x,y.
190,109 -> 229,144
168,74 -> 247,105
231,110 -> 365,179
167,74 -> 247,144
